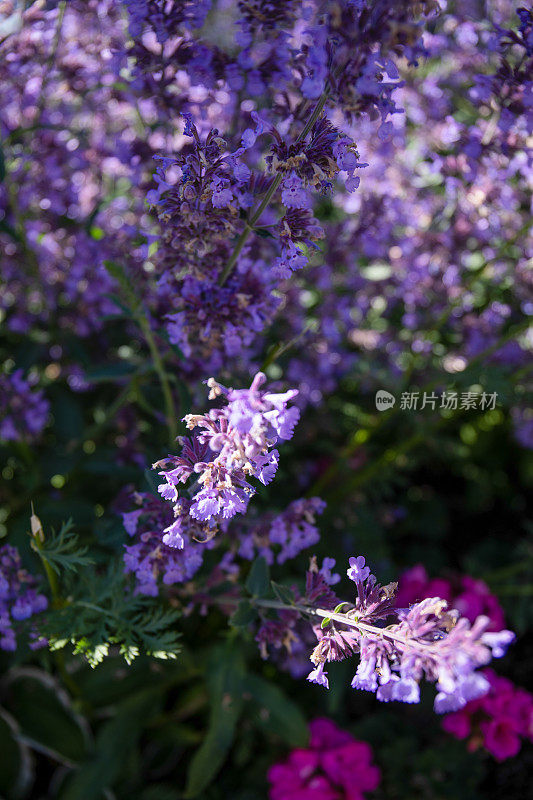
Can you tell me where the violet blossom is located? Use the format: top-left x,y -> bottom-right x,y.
0,544 -> 48,651
302,556 -> 515,713
154,372 -> 300,531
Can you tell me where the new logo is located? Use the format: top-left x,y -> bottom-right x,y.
375,390 -> 396,410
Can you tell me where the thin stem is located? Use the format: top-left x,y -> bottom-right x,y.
236,597 -> 441,655
218,89 -> 330,287
32,538 -> 62,608
218,176 -> 282,286
31,521 -> 82,698
35,1 -> 67,119
138,316 -> 178,444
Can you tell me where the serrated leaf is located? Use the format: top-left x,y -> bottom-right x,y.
35,519 -> 93,574
184,643 -> 245,797
243,675 -> 308,747
245,556 -> 270,598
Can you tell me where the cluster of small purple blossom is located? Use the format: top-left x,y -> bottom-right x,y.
154,372 -> 299,538
0,369 -> 49,443
236,497 -> 326,565
252,554 -> 515,713
122,491 -> 204,596
0,544 -> 48,651
396,563 -> 506,632
394,562 -> 533,760
2,0 -> 530,449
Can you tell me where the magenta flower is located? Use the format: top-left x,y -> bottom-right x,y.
268,718 -> 380,800
396,564 -> 506,632
442,668 -> 533,761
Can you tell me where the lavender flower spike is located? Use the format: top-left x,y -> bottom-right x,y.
302,556 -> 515,714
154,373 -> 300,535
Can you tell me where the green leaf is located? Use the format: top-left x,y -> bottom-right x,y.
184,643 -> 246,797
271,581 -> 295,605
58,688 -> 160,800
84,362 -> 140,383
229,600 -> 256,629
245,556 -> 270,598
0,709 -> 33,799
102,261 -> 142,316
243,675 -> 308,747
102,292 -> 137,318
35,519 -> 93,574
4,668 -> 90,765
144,467 -> 161,496
321,617 -> 331,628
334,603 -> 349,613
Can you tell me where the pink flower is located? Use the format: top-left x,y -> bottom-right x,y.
442,668 -> 533,761
442,709 -> 471,739
481,719 -> 522,761
396,565 -> 505,631
268,719 -> 380,800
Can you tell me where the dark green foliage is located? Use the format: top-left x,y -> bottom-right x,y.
40,560 -> 181,667
34,519 -> 93,574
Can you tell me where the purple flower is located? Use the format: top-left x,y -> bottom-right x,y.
347,556 -> 371,583
122,494 -> 204,596
0,544 -> 48,651
289,557 -> 516,714
481,630 -> 516,659
0,370 -> 49,443
307,662 -> 329,689
281,172 -> 310,209
154,373 -> 300,534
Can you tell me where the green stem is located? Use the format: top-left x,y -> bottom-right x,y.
218,90 -> 330,287
138,316 -> 178,444
35,1 -> 67,120
32,538 -> 62,608
231,596 -> 442,654
32,528 -> 82,699
218,176 -> 283,286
